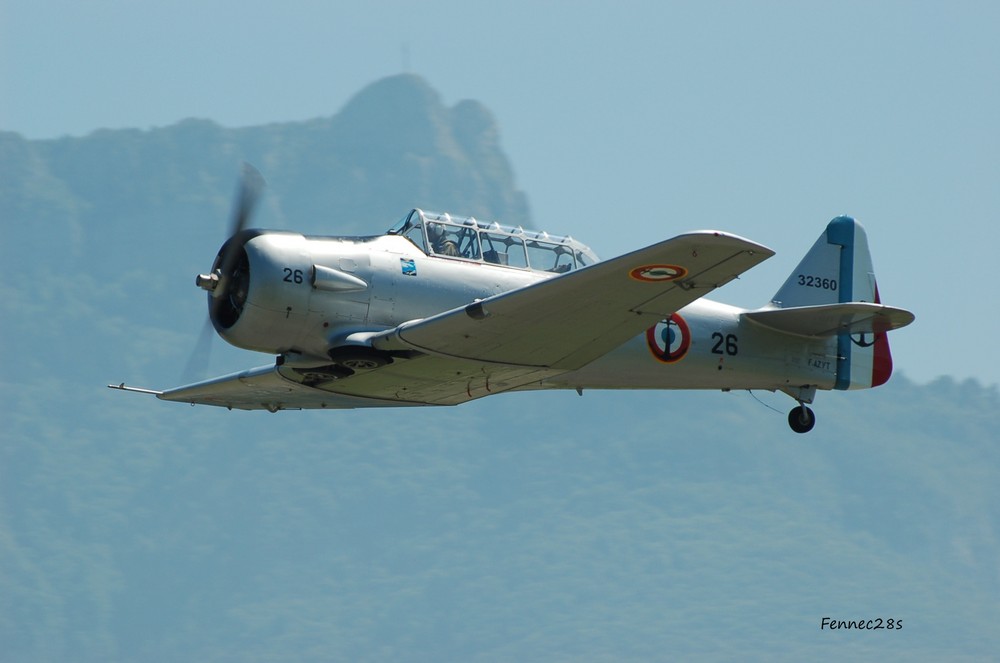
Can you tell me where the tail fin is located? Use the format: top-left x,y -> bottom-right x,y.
771,215 -> 879,308
768,216 -> 913,390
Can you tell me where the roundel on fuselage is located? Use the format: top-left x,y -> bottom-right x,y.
646,313 -> 691,363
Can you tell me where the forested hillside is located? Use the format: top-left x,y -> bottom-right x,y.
1,74 -> 996,662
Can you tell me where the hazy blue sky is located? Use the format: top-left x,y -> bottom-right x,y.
3,0 -> 997,386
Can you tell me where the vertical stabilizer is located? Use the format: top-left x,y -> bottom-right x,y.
769,216 -> 894,390
771,216 -> 878,308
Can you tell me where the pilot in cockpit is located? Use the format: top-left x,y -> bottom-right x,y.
428,223 -> 459,256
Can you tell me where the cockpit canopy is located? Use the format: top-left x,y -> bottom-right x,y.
387,209 -> 600,274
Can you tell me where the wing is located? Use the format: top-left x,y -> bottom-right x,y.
118,231 -> 772,410
372,230 -> 773,369
145,365 -> 426,411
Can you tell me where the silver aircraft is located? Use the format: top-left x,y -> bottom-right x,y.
111,166 -> 914,432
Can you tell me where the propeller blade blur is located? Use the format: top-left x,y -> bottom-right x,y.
229,162 -> 265,238
213,163 -> 265,301
181,315 -> 215,383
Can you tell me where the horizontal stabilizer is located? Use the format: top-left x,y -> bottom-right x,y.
744,303 -> 915,338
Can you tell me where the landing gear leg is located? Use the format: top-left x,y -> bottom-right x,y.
788,404 -> 816,434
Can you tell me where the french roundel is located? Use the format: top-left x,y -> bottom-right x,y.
629,264 -> 688,282
646,313 -> 691,363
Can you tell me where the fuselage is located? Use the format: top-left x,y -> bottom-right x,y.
211,223 -> 839,397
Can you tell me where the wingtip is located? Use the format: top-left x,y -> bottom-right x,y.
107,383 -> 163,396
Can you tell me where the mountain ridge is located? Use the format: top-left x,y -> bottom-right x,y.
0,74 -> 530,280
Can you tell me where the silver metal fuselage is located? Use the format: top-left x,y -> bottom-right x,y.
216,231 -> 837,396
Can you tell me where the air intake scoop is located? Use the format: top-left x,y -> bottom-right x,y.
312,265 -> 368,292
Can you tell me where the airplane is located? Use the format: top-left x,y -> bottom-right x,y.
110,165 -> 914,433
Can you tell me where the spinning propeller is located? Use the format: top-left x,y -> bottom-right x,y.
183,163 -> 266,381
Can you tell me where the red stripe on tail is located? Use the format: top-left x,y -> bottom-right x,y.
871,284 -> 893,386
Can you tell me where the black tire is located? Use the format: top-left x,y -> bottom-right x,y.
788,405 -> 816,433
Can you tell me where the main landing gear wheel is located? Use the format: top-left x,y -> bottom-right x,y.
339,355 -> 387,371
327,347 -> 391,372
788,405 -> 816,434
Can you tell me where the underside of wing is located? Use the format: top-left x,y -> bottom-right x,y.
743,303 -> 915,337
276,356 -> 562,406
372,231 -> 773,370
154,365 -> 424,411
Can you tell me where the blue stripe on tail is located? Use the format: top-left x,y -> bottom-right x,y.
827,216 -> 855,390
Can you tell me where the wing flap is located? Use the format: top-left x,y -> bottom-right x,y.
374,231 -> 773,370
743,303 -> 915,338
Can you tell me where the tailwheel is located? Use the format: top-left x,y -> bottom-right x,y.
788,404 -> 816,433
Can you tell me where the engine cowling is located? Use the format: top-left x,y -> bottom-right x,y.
205,230 -> 314,354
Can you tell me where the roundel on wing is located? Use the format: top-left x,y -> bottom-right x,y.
646,313 -> 691,363
629,264 -> 688,282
